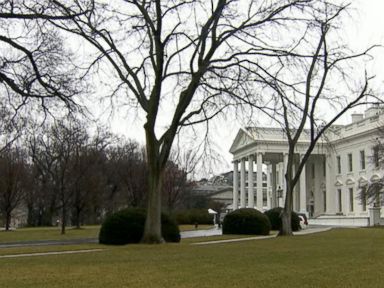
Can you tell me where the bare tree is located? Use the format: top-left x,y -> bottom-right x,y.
0,1 -> 92,113
162,161 -> 189,212
242,3 -> 378,235
45,0 -> 328,243
29,118 -> 89,234
0,147 -> 27,231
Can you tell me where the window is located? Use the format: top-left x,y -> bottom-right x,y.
360,150 -> 365,170
337,156 -> 341,174
311,163 -> 315,179
361,187 -> 367,212
373,146 -> 380,168
348,153 -> 353,172
323,190 -> 326,212
323,158 -> 326,177
349,188 -> 354,212
337,189 -> 342,212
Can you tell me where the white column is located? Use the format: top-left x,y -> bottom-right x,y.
283,153 -> 288,205
266,164 -> 271,209
233,161 -> 239,210
325,154 -> 334,214
240,158 -> 246,208
300,155 -> 307,214
248,155 -> 254,208
272,163 -> 277,207
257,152 -> 263,210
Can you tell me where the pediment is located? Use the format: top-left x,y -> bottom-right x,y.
335,179 -> 343,186
370,174 -> 381,182
346,177 -> 355,185
358,176 -> 368,185
229,128 -> 255,153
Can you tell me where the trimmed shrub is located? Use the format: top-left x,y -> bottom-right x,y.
173,209 -> 213,225
222,208 -> 271,235
99,208 -> 180,245
264,207 -> 301,231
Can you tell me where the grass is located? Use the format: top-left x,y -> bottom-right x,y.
0,225 -> 213,243
1,228 -> 384,287
0,226 -> 100,243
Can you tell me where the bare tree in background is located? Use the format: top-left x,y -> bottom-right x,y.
0,147 -> 27,231
242,3 -> 378,235
46,0 -> 330,243
29,119 -> 88,234
162,161 -> 189,212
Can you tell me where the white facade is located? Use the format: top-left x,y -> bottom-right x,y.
229,107 -> 384,226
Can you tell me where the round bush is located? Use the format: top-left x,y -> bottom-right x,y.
264,207 -> 301,231
222,208 -> 271,235
99,208 -> 180,245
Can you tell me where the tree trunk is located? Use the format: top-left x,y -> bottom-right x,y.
61,206 -> 66,235
279,184 -> 293,236
74,206 -> 81,229
5,211 -> 11,231
141,163 -> 164,243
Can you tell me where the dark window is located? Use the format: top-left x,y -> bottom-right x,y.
349,188 -> 354,212
311,163 -> 315,179
348,153 -> 353,172
361,187 -> 367,212
337,156 -> 341,174
323,190 -> 326,212
360,150 -> 365,170
338,189 -> 342,212
373,146 -> 380,168
323,158 -> 326,177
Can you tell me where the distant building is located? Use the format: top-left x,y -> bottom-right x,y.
192,171 -> 267,210
230,106 -> 384,226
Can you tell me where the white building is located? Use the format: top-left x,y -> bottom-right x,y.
229,106 -> 384,226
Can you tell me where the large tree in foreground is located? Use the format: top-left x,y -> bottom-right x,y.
48,0 -> 333,243
242,3 -> 378,235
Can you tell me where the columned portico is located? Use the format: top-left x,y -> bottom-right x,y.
231,108 -> 384,226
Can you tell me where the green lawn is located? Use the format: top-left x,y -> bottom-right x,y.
0,226 -> 100,243
0,225 -> 214,243
1,228 -> 384,287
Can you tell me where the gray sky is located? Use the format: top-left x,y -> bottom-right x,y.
106,0 -> 384,178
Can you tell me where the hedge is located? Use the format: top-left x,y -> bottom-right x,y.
222,208 -> 271,235
99,208 -> 180,245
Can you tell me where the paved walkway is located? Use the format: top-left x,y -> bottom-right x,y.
0,238 -> 97,249
190,226 -> 333,245
180,227 -> 223,238
0,249 -> 104,259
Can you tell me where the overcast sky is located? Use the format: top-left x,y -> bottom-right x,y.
107,0 -> 384,178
